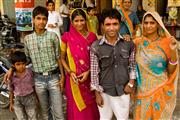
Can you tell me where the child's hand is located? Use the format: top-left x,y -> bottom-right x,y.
34,92 -> 40,108
35,98 -> 40,109
9,104 -> 14,112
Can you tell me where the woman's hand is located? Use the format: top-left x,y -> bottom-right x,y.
169,36 -> 178,51
77,70 -> 90,83
70,72 -> 79,84
168,36 -> 178,74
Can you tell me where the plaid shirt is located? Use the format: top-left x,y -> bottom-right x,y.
24,31 -> 60,73
90,34 -> 136,92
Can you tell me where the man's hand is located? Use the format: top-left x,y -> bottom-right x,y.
124,84 -> 134,94
123,34 -> 131,41
59,76 -> 65,92
95,91 -> 104,107
3,68 -> 13,84
124,79 -> 135,94
48,24 -> 56,28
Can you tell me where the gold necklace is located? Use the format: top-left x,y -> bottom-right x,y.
80,31 -> 88,37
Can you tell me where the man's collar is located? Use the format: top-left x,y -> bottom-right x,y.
99,34 -> 123,45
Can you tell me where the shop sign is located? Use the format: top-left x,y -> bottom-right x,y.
15,0 -> 34,31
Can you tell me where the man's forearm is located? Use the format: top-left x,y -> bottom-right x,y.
58,59 -> 65,79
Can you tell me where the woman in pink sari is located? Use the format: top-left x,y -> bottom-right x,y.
60,8 -> 99,120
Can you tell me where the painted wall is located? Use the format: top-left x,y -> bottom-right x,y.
2,0 -> 46,22
130,0 -> 138,12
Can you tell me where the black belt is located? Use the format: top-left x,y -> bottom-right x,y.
35,68 -> 59,75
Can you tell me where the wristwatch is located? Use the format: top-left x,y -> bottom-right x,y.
127,82 -> 134,88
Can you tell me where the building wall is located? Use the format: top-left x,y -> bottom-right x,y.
35,0 -> 46,7
0,0 -> 4,14
130,0 -> 138,12
3,0 -> 15,21
155,0 -> 180,22
2,0 -> 46,22
1,0 -> 180,23
100,0 -> 112,13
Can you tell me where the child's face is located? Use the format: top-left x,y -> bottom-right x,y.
47,3 -> 55,11
89,9 -> 94,16
13,62 -> 26,73
33,14 -> 47,31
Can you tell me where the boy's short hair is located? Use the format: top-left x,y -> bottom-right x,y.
33,6 -> 48,18
100,8 -> 121,24
10,51 -> 27,65
87,7 -> 94,13
46,0 -> 55,6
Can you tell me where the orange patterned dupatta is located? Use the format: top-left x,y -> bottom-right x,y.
134,11 -> 179,120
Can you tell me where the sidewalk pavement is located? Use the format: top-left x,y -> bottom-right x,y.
0,60 -> 180,120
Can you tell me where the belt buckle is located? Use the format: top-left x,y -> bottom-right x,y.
43,72 -> 48,75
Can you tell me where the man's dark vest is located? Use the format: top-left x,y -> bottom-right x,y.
92,38 -> 134,96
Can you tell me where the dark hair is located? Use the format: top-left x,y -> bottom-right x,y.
10,51 -> 27,65
71,9 -> 87,21
122,0 -> 132,2
63,0 -> 67,4
87,7 -> 94,13
100,9 -> 121,24
46,0 -> 55,6
33,6 -> 48,18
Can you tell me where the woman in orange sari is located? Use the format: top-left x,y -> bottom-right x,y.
60,8 -> 99,120
115,0 -> 140,37
134,11 -> 178,120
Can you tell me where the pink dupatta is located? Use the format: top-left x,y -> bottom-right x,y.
62,25 -> 97,111
67,25 -> 96,75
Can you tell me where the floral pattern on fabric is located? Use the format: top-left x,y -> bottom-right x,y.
134,37 -> 178,120
148,56 -> 167,75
